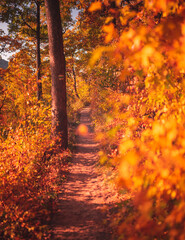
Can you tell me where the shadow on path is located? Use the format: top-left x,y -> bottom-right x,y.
52,107 -> 116,240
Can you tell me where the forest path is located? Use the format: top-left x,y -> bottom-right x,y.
52,107 -> 119,240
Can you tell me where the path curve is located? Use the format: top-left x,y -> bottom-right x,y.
52,107 -> 118,240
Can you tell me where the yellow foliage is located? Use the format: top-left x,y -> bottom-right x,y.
119,161 -> 130,179
89,47 -> 106,66
102,23 -> 117,43
124,151 -> 138,166
119,140 -> 134,154
88,1 -> 102,12
86,1 -> 185,239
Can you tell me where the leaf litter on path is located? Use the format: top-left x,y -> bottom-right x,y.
52,107 -> 121,240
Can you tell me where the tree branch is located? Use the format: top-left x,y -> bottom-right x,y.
16,8 -> 37,33
0,43 -> 7,53
19,13 -> 37,33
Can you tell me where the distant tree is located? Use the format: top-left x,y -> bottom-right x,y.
0,0 -> 45,100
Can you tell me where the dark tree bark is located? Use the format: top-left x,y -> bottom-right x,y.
72,57 -> 80,99
44,0 -> 68,149
36,0 -> 42,101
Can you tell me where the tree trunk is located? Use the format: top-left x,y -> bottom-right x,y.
36,0 -> 42,101
44,0 -> 68,149
72,57 -> 80,99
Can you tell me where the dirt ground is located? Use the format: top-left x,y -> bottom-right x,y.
52,107 -> 119,240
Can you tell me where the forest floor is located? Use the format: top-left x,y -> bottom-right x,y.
52,107 -> 120,240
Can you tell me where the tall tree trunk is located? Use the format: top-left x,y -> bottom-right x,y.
36,0 -> 42,101
44,0 -> 68,149
72,57 -> 80,99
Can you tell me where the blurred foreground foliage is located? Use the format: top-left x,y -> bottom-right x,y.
89,1 -> 185,239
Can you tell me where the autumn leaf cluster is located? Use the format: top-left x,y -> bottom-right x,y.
0,49 -> 73,239
89,0 -> 185,239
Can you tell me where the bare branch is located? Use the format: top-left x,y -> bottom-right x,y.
0,43 -> 7,53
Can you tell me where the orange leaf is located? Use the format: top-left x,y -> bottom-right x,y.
88,2 -> 102,12
102,23 -> 117,43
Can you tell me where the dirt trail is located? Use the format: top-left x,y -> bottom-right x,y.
52,107 -> 118,240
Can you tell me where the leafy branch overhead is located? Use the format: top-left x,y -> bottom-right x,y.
88,1 -> 185,239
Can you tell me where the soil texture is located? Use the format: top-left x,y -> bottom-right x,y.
52,107 -> 119,240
